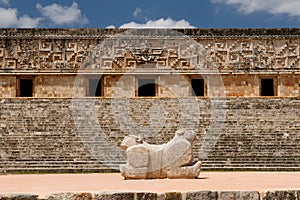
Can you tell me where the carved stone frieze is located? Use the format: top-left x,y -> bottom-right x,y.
0,29 -> 299,73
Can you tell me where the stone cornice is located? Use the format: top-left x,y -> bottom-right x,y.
0,28 -> 300,39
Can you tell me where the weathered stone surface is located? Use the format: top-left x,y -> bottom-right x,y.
136,192 -> 158,200
42,193 -> 93,200
43,193 -> 74,200
94,192 -> 134,200
219,191 -> 260,200
239,191 -> 261,200
2,190 -> 300,200
120,129 -> 201,179
263,190 -> 297,200
0,194 -> 38,200
185,191 -> 218,200
157,192 -> 182,200
72,193 -> 93,200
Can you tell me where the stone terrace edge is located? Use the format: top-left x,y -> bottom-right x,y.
0,190 -> 300,200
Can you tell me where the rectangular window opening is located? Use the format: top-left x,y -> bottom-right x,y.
192,79 -> 205,96
261,78 -> 274,96
88,79 -> 102,97
138,79 -> 156,97
19,79 -> 33,97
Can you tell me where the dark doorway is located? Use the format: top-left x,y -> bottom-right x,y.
192,79 -> 205,96
19,79 -> 33,97
138,79 -> 156,97
261,79 -> 274,96
88,79 -> 102,97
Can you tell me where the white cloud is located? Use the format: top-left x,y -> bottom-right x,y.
133,7 -> 142,17
106,25 -> 116,28
0,7 -> 41,28
18,15 -> 41,28
1,0 -> 9,6
36,2 -> 88,25
0,7 -> 18,27
119,18 -> 195,28
212,0 -> 300,16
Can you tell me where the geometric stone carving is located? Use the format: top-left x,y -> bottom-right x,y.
120,129 -> 202,179
6,59 -> 16,69
0,29 -> 300,72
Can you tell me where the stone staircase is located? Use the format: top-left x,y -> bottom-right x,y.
0,98 -> 299,173
0,160 -> 123,173
202,156 -> 300,171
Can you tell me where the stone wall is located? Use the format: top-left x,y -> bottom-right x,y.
0,190 -> 300,200
278,75 -> 300,97
0,97 -> 299,173
0,76 -> 16,98
35,75 -> 85,98
0,74 -> 299,98
104,75 -> 136,98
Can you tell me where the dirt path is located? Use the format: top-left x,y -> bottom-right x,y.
0,172 -> 299,198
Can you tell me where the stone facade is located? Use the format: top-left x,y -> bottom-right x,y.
0,29 -> 299,172
0,29 -> 299,98
1,74 -> 299,98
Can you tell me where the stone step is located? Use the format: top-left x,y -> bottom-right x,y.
201,166 -> 300,171
0,167 -> 119,173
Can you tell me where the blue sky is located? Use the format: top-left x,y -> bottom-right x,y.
1,0 -> 300,28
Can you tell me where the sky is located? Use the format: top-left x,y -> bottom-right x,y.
1,0 -> 300,28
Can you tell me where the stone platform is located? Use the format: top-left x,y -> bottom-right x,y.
0,172 -> 299,199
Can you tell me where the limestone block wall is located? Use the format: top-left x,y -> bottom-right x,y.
221,74 -> 259,97
104,75 -> 136,97
35,75 -> 85,98
0,97 -> 299,173
1,74 -> 299,98
278,75 -> 300,97
159,75 -> 191,97
0,76 -> 16,98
